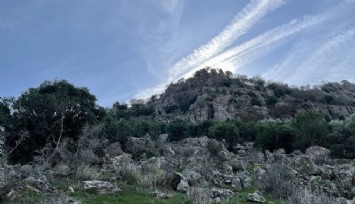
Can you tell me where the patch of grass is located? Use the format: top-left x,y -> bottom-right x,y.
225,188 -> 284,204
6,190 -> 42,204
72,187 -> 188,204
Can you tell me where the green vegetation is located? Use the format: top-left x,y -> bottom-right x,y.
2,80 -> 105,163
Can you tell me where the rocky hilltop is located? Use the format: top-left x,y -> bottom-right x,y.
146,68 -> 355,122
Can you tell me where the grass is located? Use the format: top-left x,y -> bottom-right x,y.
6,186 -> 285,204
6,173 -> 284,204
226,188 -> 284,204
73,189 -> 188,204
6,190 -> 42,204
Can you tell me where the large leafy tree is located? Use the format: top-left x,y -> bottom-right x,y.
5,80 -> 106,163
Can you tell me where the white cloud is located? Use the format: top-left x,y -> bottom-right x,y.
134,0 -> 355,100
133,0 -> 284,99
286,28 -> 355,85
168,0 -> 284,80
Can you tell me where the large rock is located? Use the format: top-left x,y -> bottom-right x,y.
158,134 -> 169,144
182,170 -> 207,187
110,153 -> 133,167
228,159 -> 246,172
126,134 -> 155,154
24,176 -> 55,193
247,191 -> 266,203
293,155 -> 319,176
240,175 -> 253,189
210,187 -> 234,202
305,146 -> 330,164
231,177 -> 242,190
172,173 -> 190,193
177,180 -> 190,193
83,180 -> 114,194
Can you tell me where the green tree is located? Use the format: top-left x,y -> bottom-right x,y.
167,119 -> 191,141
208,121 -> 240,148
5,80 -> 105,163
0,98 -> 12,128
292,110 -> 329,151
255,121 -> 296,153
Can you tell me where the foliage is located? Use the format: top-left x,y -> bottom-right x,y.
291,110 -> 329,151
255,120 -> 296,153
103,117 -> 165,147
164,104 -> 179,114
0,99 -> 11,128
266,96 -> 278,107
267,82 -> 292,97
166,118 -> 191,141
208,120 -> 240,148
4,80 -> 106,163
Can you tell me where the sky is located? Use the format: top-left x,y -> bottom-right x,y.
1,0 -> 355,107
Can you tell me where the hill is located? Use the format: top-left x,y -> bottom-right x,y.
144,68 -> 355,122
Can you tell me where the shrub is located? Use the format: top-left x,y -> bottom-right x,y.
251,98 -> 262,106
292,110 -> 329,151
261,162 -> 296,199
167,119 -> 191,141
288,187 -> 340,204
255,120 -> 296,153
164,105 -> 179,114
207,139 -> 224,156
208,121 -> 240,148
75,164 -> 100,180
266,96 -> 278,106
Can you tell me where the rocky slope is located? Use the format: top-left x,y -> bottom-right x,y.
147,68 -> 355,122
2,133 -> 355,203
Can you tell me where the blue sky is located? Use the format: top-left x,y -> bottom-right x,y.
1,0 -> 355,107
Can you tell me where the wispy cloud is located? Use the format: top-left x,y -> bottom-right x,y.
212,0 -> 354,74
134,0 -> 355,100
168,0 -> 284,80
134,0 -> 185,79
286,28 -> 355,85
134,0 -> 284,99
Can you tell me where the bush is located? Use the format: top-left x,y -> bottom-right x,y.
255,121 -> 296,153
266,96 -> 278,106
292,110 -> 329,151
75,164 -> 100,180
208,121 -> 240,148
164,105 -> 179,114
251,98 -> 262,106
167,119 -> 191,141
261,162 -> 296,199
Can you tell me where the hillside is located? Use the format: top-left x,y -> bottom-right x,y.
2,70 -> 355,203
145,68 -> 355,122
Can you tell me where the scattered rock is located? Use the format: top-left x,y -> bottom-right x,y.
231,177 -> 242,190
293,155 -> 319,176
24,176 -> 55,192
83,180 -> 114,194
247,191 -> 266,203
68,186 -> 75,194
152,190 -> 173,199
240,175 -> 253,189
172,173 -> 190,193
6,189 -> 16,201
210,187 -> 234,202
158,134 -> 169,143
